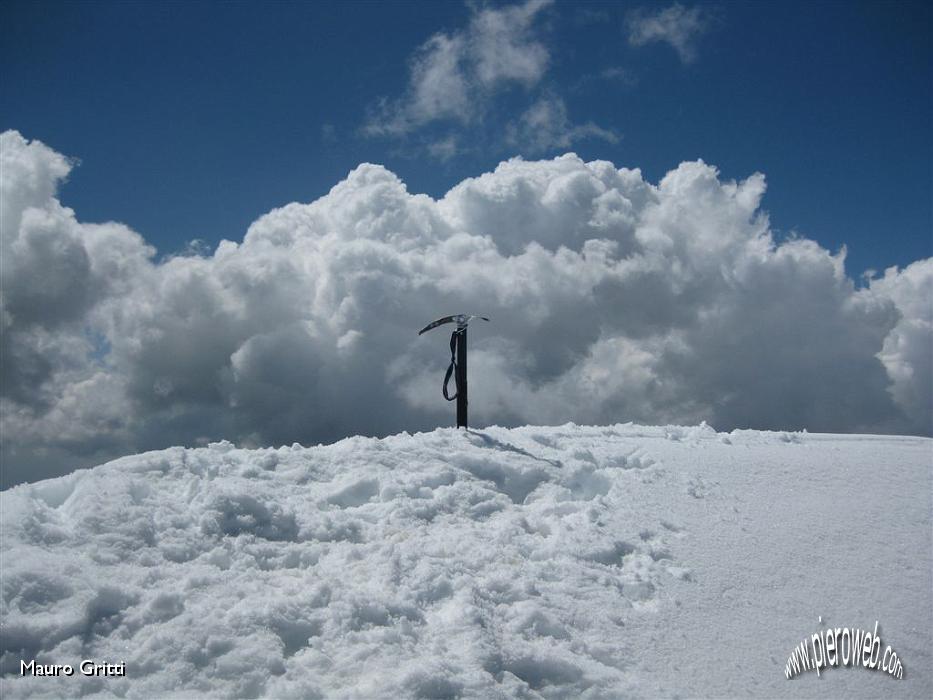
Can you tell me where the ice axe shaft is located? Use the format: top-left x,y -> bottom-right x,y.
455,328 -> 467,428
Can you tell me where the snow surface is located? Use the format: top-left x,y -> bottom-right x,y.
1,423 -> 930,699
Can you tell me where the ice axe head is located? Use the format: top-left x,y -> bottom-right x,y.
418,314 -> 490,335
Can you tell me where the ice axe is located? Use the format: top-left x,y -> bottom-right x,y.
418,314 -> 489,429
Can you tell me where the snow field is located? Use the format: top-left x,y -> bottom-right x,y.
1,423 -> 930,698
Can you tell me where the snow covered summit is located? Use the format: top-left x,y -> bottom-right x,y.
1,424 -> 930,698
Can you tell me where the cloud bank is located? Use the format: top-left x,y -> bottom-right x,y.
1,130 -> 930,486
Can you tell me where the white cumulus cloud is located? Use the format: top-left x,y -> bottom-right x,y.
365,0 -> 553,137
363,0 -> 618,158
627,3 -> 713,64
1,129 -> 930,487
871,260 -> 933,435
506,94 -> 621,154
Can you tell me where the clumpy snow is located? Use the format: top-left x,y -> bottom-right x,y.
1,424 -> 930,698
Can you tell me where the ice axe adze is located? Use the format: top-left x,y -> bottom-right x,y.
418,314 -> 489,429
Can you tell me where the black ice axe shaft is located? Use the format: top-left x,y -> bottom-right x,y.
418,314 -> 489,429
453,328 -> 468,428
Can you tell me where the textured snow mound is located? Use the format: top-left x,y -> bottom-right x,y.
1,424 -> 931,699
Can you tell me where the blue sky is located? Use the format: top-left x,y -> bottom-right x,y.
2,0 -> 930,277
